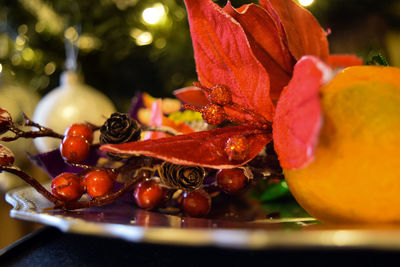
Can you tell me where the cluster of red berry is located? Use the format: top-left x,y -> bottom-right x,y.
48,121 -> 251,217
184,83 -> 269,129
184,84 -> 232,125
0,105 -> 280,218
131,168 -> 248,217
51,169 -> 115,202
60,124 -> 94,163
52,124 -> 116,203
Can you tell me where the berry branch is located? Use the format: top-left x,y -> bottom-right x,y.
0,165 -> 62,205
0,107 -> 285,218
55,170 -> 145,210
186,82 -> 272,129
1,154 -> 157,211
1,113 -> 64,142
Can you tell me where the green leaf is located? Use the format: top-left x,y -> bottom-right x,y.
262,199 -> 311,219
366,54 -> 390,66
259,180 -> 291,202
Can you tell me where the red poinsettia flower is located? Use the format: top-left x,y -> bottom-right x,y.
174,0 -> 362,106
100,0 -> 361,169
273,55 -> 332,170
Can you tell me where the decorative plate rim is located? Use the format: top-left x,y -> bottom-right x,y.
6,184 -> 400,250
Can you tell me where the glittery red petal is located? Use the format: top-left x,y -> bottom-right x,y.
260,0 -> 329,62
223,2 -> 295,102
184,0 -> 274,122
273,56 -> 332,169
100,125 -> 271,169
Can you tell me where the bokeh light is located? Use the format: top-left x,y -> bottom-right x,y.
130,28 -> 153,46
142,3 -> 166,25
64,27 -> 79,42
298,0 -> 314,7
136,32 -> 153,46
44,62 -> 56,75
22,48 -> 34,61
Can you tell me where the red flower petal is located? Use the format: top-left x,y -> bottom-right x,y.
223,2 -> 295,101
144,99 -> 168,140
163,117 -> 195,135
173,86 -> 209,107
101,125 -> 271,169
223,2 -> 294,72
144,99 -> 195,140
273,56 -> 332,170
328,54 -> 364,69
184,0 -> 274,121
260,0 -> 329,62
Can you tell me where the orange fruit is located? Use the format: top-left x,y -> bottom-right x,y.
284,66 -> 400,224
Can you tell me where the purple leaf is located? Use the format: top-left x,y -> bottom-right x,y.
128,92 -> 145,121
28,146 -> 101,178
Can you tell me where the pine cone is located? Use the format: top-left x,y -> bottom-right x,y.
100,113 -> 141,145
0,108 -> 12,135
159,162 -> 205,190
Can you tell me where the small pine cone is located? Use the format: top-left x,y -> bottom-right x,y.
0,108 -> 12,135
100,112 -> 141,145
159,162 -> 205,191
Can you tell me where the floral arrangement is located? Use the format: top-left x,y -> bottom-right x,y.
1,0 -> 399,223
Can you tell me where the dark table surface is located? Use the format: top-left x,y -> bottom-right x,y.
1,226 -> 400,267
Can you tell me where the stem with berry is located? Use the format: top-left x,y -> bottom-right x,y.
0,107 -> 283,217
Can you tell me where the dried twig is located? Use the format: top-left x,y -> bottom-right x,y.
141,125 -> 179,136
1,113 -> 64,142
0,165 -> 62,205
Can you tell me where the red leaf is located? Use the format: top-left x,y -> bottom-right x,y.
328,54 -> 363,69
173,86 -> 209,107
223,2 -> 295,102
273,56 -> 332,169
101,125 -> 271,169
260,0 -> 329,62
184,0 -> 274,121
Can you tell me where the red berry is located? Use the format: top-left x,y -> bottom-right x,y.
64,123 -> 94,144
84,169 -> 114,198
182,189 -> 211,217
60,135 -> 90,163
225,135 -> 249,161
134,180 -> 164,210
0,144 -> 14,166
51,173 -> 83,202
216,168 -> 248,195
105,169 -> 118,181
202,104 -> 225,125
208,84 -> 232,106
0,108 -> 12,134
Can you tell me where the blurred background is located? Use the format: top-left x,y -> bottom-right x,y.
0,0 -> 399,248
